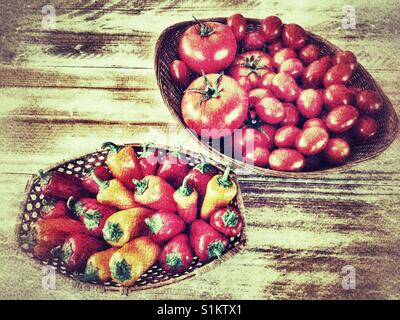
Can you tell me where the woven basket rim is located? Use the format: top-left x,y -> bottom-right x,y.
16,143 -> 247,294
154,17 -> 399,178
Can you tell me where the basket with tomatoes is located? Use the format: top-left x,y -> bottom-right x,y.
156,15 -> 399,175
18,143 -> 246,290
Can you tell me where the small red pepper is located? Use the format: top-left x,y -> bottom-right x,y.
82,166 -> 112,194
139,143 -> 159,176
187,155 -> 218,203
67,197 -> 116,238
133,175 -> 177,212
40,199 -> 70,219
159,234 -> 193,273
209,206 -> 243,237
102,142 -> 143,190
38,170 -> 84,200
144,211 -> 186,244
173,175 -> 198,224
156,149 -> 190,189
28,218 -> 89,259
189,220 -> 229,262
53,234 -> 106,271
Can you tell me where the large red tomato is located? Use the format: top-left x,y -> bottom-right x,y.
181,74 -> 248,138
227,51 -> 274,88
179,21 -> 237,74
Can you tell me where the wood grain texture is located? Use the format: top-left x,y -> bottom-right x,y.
0,0 -> 400,300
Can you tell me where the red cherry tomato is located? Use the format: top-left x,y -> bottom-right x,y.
267,40 -> 284,56
181,73 -> 248,138
299,44 -> 320,65
323,64 -> 353,88
179,21 -> 237,74
353,115 -> 378,140
323,84 -> 356,110
228,51 -> 274,89
279,58 -> 304,79
297,88 -> 323,118
233,127 -> 271,167
170,60 -> 191,88
282,23 -> 307,49
356,90 -> 384,115
325,105 -> 359,133
255,96 -> 285,124
259,124 -> 277,150
257,71 -> 276,90
260,16 -> 283,42
296,127 -> 329,156
248,88 -> 273,107
333,51 -> 357,71
272,48 -> 297,68
324,138 -> 350,164
303,118 -> 327,130
242,31 -> 265,50
269,148 -> 305,171
302,56 -> 332,89
274,126 -> 302,148
281,103 -> 300,126
227,13 -> 247,42
271,72 -> 300,102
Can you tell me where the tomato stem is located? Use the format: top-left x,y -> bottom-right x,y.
192,16 -> 214,37
188,73 -> 224,107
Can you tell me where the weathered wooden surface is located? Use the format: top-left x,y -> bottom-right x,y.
0,0 -> 400,300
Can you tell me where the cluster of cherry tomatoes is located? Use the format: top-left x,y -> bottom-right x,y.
169,14 -> 384,172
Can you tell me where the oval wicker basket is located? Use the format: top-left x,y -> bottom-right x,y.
17,144 -> 247,294
154,17 -> 399,177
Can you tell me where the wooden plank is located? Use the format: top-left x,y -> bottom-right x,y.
2,0 -> 400,70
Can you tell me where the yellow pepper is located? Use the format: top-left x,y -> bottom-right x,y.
200,165 -> 237,220
109,236 -> 160,286
102,207 -> 154,247
84,247 -> 119,282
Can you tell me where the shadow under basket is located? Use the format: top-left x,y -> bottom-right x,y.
17,144 -> 247,294
154,17 -> 399,178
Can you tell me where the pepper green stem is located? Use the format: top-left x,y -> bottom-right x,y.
111,259 -> 131,282
38,169 -> 51,186
38,169 -> 46,180
195,154 -> 214,173
222,210 -> 239,227
170,147 -> 187,162
178,174 -> 194,196
82,167 -> 94,176
207,240 -> 225,259
140,142 -> 153,157
91,172 -> 109,190
166,252 -> 183,270
133,178 -> 149,195
217,164 -> 233,188
101,141 -> 122,154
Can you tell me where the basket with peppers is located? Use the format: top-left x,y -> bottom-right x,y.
18,143 -> 246,289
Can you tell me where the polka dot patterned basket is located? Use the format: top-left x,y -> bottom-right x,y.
17,144 -> 247,294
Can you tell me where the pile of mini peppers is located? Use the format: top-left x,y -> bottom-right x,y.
30,142 -> 244,287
